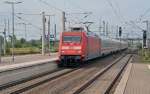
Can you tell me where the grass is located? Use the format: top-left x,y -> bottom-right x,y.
50,47 -> 58,52
9,47 -> 41,55
7,46 -> 58,55
139,49 -> 150,63
2,42 -> 59,56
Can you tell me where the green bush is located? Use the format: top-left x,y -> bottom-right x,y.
9,47 -> 40,55
140,49 -> 150,62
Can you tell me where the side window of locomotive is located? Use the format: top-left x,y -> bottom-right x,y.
63,36 -> 81,42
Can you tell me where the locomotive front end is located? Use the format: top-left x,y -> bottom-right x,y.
58,32 -> 85,66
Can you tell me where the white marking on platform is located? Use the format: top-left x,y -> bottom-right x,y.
148,65 -> 150,70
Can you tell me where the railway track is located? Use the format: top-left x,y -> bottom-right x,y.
0,61 -> 58,87
76,54 -> 132,94
0,68 -> 78,94
0,53 -> 131,94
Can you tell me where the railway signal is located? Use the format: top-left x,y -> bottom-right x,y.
143,30 -> 147,48
119,27 -> 122,37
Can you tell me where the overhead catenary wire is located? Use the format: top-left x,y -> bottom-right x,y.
106,0 -> 136,30
128,7 -> 150,32
130,21 -> 144,30
113,0 -> 126,22
105,0 -> 144,38
139,8 -> 150,21
15,14 -> 42,34
37,0 -> 63,12
106,0 -> 123,24
64,0 -> 88,12
111,0 -> 144,31
37,0 -> 92,25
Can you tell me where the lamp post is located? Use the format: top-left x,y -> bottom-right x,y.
5,1 -> 22,62
42,12 -> 46,55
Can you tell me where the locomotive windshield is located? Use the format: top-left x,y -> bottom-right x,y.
63,36 -> 81,42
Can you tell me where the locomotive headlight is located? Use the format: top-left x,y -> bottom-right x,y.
61,51 -> 65,53
73,46 -> 81,50
61,46 -> 69,50
77,50 -> 81,53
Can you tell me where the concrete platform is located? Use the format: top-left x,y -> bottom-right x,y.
124,63 -> 150,94
114,61 -> 150,94
0,53 -> 58,72
0,53 -> 57,64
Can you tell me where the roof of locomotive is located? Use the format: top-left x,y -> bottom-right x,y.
63,27 -> 99,38
62,31 -> 85,36
68,27 -> 97,35
62,31 -> 99,38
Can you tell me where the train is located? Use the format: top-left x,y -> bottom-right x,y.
57,27 -> 128,67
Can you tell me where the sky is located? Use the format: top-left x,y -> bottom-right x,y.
0,0 -> 150,40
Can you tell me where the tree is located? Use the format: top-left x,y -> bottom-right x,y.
0,36 -> 4,55
20,38 -> 26,44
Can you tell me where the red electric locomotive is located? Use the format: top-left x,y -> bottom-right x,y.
58,27 -> 101,66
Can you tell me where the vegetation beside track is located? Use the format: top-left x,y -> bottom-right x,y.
139,49 -> 150,63
1,36 -> 59,56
